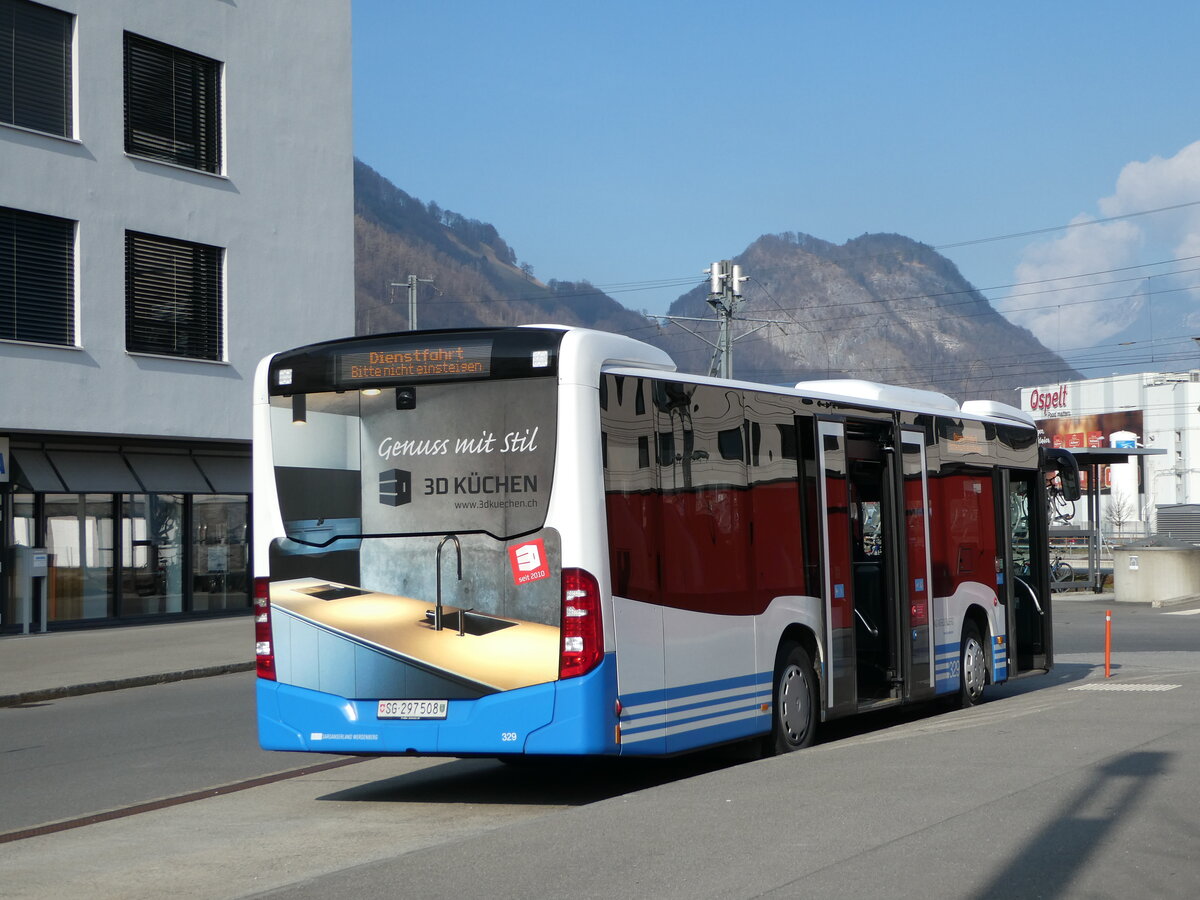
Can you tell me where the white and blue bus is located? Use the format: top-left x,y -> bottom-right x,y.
253,326 -> 1076,757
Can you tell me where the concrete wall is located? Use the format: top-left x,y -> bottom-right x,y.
0,0 -> 354,442
1114,545 -> 1200,604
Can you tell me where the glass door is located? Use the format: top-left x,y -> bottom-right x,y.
816,420 -> 855,714
900,430 -> 934,696
121,493 -> 184,616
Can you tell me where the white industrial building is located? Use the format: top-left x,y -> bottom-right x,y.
1,0 -> 353,630
1019,370 -> 1200,537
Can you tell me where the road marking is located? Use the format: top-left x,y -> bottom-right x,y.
1069,683 -> 1181,692
1163,608 -> 1200,616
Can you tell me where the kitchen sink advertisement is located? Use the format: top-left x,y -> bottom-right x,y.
269,377 -> 564,696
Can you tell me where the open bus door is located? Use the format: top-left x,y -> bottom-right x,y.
816,420 -> 856,715
1004,468 -> 1053,673
818,419 -> 917,712
899,429 -> 935,696
1008,447 -> 1076,673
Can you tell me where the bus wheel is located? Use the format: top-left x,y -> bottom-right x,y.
959,621 -> 987,707
767,643 -> 817,754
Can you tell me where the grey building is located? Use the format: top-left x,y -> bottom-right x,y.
1,0 -> 354,630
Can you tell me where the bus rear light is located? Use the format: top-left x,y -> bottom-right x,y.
559,568 -> 602,679
254,577 -> 276,681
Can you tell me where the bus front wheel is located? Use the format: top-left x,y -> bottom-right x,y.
959,621 -> 987,707
767,643 -> 817,754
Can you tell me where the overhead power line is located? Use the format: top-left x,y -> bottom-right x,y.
932,199 -> 1200,250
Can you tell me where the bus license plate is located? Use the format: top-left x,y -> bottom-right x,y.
377,699 -> 448,720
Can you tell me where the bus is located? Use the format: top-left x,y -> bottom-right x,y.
253,325 -> 1078,758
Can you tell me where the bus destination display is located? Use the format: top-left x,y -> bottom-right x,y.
336,338 -> 493,385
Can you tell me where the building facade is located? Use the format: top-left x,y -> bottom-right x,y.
1,0 -> 353,631
1019,370 -> 1200,536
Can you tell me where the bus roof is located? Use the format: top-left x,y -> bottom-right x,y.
257,325 -> 1034,429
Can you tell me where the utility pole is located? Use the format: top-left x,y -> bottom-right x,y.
706,260 -> 748,379
389,275 -> 435,331
649,261 -> 783,380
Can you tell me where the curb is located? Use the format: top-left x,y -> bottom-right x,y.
1151,594 -> 1200,609
0,661 -> 254,708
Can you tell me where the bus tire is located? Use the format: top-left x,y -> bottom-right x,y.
958,621 -> 987,707
766,642 -> 817,754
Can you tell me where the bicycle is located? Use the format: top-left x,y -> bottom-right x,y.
1048,487 -> 1076,526
1050,553 -> 1074,585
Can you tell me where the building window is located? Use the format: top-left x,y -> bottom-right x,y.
0,0 -> 73,137
125,231 -> 223,361
0,206 -> 75,345
4,488 -> 251,630
123,32 -> 221,173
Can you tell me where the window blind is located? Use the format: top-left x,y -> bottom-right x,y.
125,231 -> 223,361
0,0 -> 73,136
0,206 -> 75,345
124,32 -> 221,173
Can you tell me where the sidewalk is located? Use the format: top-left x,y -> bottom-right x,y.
0,615 -> 253,707
1054,587 -> 1200,607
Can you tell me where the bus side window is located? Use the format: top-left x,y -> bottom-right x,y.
601,375 -> 660,605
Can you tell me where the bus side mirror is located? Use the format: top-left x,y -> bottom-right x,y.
1044,448 -> 1081,502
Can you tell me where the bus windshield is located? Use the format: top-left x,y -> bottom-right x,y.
269,377 -> 557,543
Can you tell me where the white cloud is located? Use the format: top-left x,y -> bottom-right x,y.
1003,140 -> 1200,350
1100,141 -> 1200,222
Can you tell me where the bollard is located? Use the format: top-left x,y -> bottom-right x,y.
1105,609 -> 1112,678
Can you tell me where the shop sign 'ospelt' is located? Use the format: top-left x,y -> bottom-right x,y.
1029,385 -> 1069,414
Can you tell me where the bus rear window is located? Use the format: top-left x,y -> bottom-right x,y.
270,377 -> 557,541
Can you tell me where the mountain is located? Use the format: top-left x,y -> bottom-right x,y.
353,159 -> 1080,402
657,232 -> 1082,400
354,160 -> 651,337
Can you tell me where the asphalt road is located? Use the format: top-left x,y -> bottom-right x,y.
1054,595 -> 1200,655
0,672 -> 314,834
1,597 -> 1197,899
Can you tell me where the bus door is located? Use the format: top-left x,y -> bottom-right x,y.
816,420 -> 856,714
844,423 -> 899,703
900,429 -> 935,697
1003,469 -> 1050,673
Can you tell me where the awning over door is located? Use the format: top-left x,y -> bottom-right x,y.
11,450 -> 67,492
125,453 -> 212,493
47,451 -> 142,492
194,455 -> 251,493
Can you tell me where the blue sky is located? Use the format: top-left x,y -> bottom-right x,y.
353,1 -> 1200,342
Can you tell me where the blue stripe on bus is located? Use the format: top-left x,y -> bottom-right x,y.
992,636 -> 1008,681
620,670 -> 772,708
621,706 -> 769,755
934,640 -> 959,693
618,670 -> 773,754
620,700 -> 768,737
619,687 -> 768,723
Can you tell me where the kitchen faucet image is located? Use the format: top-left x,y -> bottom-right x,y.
435,533 -> 462,632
